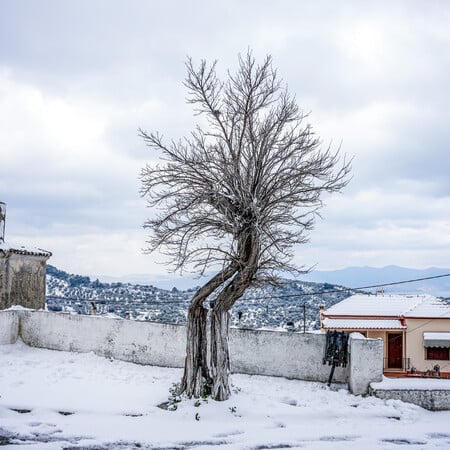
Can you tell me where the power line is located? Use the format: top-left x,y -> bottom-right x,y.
247,273 -> 450,301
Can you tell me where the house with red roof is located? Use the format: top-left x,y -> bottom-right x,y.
321,293 -> 450,377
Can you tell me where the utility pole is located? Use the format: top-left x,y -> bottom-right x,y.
303,303 -> 306,334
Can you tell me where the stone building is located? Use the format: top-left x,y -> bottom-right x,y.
0,202 -> 52,310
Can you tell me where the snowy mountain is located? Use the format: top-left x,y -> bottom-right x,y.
301,265 -> 450,297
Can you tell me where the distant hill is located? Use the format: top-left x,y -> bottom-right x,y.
46,265 -> 351,330
93,265 -> 450,296
46,264 -> 449,330
301,265 -> 450,297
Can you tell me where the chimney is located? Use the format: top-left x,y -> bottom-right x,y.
0,202 -> 5,243
319,304 -> 325,329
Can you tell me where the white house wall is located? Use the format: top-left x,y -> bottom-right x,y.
406,318 -> 450,372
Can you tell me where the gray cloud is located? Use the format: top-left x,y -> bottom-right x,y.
1,0 -> 449,280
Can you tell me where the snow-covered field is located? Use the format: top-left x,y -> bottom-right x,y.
1,342 -> 450,450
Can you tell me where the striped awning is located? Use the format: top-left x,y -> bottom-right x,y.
423,332 -> 450,348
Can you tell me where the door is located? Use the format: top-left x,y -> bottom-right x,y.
387,333 -> 403,369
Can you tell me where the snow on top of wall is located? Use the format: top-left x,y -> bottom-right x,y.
6,305 -> 34,311
371,376 -> 450,391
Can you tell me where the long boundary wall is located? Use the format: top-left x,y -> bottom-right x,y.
0,310 -> 382,395
20,310 -> 187,368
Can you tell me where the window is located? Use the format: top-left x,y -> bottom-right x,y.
425,347 -> 449,360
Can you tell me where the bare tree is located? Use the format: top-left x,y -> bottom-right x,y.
140,52 -> 351,401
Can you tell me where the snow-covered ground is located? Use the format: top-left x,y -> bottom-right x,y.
1,342 -> 450,450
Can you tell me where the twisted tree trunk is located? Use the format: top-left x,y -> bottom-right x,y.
180,264 -> 238,398
210,308 -> 231,400
209,231 -> 260,400
181,302 -> 209,397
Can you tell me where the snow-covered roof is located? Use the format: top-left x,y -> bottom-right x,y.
323,318 -> 406,330
407,297 -> 450,318
0,241 -> 52,258
323,294 -> 449,319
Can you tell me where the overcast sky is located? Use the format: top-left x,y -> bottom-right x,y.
1,1 -> 449,286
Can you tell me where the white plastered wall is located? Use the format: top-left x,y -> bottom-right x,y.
405,318 -> 450,373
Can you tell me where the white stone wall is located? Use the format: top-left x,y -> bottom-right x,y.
230,328 -> 348,383
370,387 -> 450,411
0,310 -> 19,344
20,310 -> 186,368
1,310 -> 383,394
